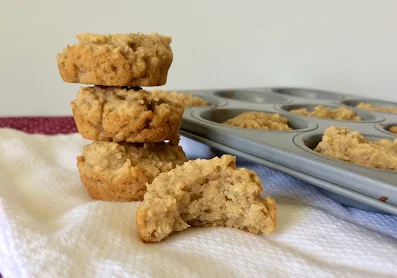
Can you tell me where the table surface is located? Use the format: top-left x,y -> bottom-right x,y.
0,116 -> 77,135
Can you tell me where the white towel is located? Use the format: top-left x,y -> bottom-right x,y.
0,128 -> 396,278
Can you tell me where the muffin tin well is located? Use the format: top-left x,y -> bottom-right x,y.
277,103 -> 382,122
270,87 -> 346,100
341,99 -> 397,113
375,122 -> 397,137
178,88 -> 397,214
295,131 -> 396,174
196,108 -> 316,131
213,89 -> 290,104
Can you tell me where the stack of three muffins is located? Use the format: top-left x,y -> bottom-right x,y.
57,32 -> 186,201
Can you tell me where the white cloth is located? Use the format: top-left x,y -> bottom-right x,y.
0,128 -> 396,278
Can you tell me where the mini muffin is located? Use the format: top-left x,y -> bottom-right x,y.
71,86 -> 184,144
57,32 -> 173,87
290,105 -> 361,121
315,126 -> 397,171
77,141 -> 186,201
223,112 -> 291,130
389,126 -> 397,134
136,155 -> 276,242
150,90 -> 208,107
356,102 -> 397,114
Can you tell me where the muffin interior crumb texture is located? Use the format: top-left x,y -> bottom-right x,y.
314,126 -> 397,171
356,102 -> 397,114
136,155 -> 276,243
150,90 -> 208,107
222,112 -> 292,130
290,105 -> 361,121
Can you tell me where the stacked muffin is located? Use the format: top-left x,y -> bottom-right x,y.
57,32 -> 186,201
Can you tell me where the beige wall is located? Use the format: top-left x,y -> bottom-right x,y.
1,0 -> 396,116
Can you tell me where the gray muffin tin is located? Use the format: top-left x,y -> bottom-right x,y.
175,87 -> 397,215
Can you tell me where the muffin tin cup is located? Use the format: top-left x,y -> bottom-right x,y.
179,87 -> 397,214
340,98 -> 397,115
275,103 -> 383,123
294,131 -> 397,174
269,87 -> 347,101
213,89 -> 291,104
375,122 -> 397,137
194,108 -> 317,132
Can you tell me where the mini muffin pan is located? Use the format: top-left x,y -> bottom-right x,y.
177,87 -> 397,214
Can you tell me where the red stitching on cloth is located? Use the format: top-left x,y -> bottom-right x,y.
0,116 -> 77,135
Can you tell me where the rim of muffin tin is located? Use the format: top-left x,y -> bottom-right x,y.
340,98 -> 397,115
275,103 -> 384,123
294,131 -> 397,174
212,90 -> 292,104
192,108 -> 318,132
375,122 -> 397,137
269,87 -> 347,100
